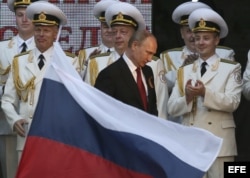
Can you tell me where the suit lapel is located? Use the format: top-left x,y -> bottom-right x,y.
117,58 -> 142,101
118,58 -> 137,88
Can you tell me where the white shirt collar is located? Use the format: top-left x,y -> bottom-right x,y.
199,54 -> 219,67
123,53 -> 137,73
17,35 -> 33,48
34,46 -> 54,62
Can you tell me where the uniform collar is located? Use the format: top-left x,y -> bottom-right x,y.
17,35 -> 34,48
199,54 -> 219,67
34,46 -> 54,62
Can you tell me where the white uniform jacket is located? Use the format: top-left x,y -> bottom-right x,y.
1,47 -> 78,150
0,36 -> 35,135
168,56 -> 242,157
0,36 -> 35,85
146,57 -> 169,119
160,45 -> 235,92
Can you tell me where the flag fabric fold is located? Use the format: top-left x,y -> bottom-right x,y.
16,42 -> 222,178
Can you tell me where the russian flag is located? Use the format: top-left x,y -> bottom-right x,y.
16,43 -> 222,178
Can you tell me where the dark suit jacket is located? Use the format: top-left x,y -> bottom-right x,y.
95,57 -> 158,116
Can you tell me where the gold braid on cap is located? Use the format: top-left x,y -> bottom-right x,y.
179,15 -> 189,25
179,19 -> 188,25
98,11 -> 106,22
12,55 -> 35,104
14,0 -> 31,7
33,12 -> 59,26
110,12 -> 138,29
192,18 -> 220,33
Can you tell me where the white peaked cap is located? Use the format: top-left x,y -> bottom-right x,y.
105,2 -> 146,31
26,1 -> 67,26
172,1 -> 211,25
93,0 -> 119,22
189,8 -> 228,38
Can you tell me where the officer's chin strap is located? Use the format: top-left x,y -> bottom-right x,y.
54,25 -> 62,49
53,25 -> 66,60
56,25 -> 62,42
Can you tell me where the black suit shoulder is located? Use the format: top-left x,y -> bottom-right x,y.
94,58 -> 125,94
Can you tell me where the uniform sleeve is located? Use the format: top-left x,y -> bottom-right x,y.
160,51 -> 179,93
1,67 -> 22,130
147,59 -> 168,119
167,76 -> 193,118
204,63 -> 242,112
165,70 -> 177,92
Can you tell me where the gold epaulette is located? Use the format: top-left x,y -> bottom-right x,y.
89,52 -> 110,59
216,45 -> 233,50
161,47 -> 184,54
220,58 -> 238,65
65,51 -> 76,58
14,51 -> 30,58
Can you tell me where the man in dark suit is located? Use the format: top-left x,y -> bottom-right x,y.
95,30 -> 158,116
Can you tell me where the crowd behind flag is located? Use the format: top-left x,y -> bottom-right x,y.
16,42 -> 222,178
